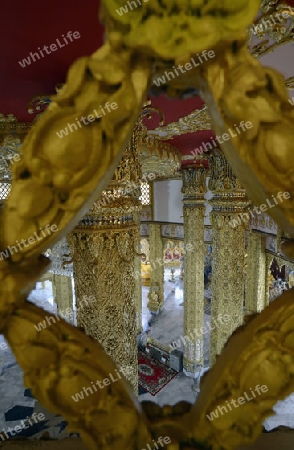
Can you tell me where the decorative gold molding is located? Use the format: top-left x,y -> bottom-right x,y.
68,225 -> 139,394
245,232 -> 267,313
182,166 -> 208,196
148,106 -> 212,140
248,3 -> 294,59
208,151 -> 249,364
139,135 -> 181,178
148,223 -> 164,314
0,114 -> 32,134
182,168 -> 207,374
5,0 -> 294,449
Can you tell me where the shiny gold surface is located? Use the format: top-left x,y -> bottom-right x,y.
1,40 -> 151,261
139,135 -> 181,178
68,221 -> 140,394
208,151 -> 250,365
148,106 -> 212,140
182,168 -> 207,374
2,0 -> 294,449
101,0 -> 261,60
147,223 -> 164,314
248,3 -> 294,59
54,274 -> 74,324
67,136 -> 143,393
196,41 -> 294,239
245,232 -> 267,313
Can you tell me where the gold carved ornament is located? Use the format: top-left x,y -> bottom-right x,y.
193,41 -> 294,242
1,0 -> 294,449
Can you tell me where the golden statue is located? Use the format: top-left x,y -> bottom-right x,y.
1,0 -> 294,449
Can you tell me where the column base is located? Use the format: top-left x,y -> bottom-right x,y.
183,358 -> 203,378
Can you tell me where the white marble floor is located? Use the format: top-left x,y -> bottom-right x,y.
0,271 -> 294,437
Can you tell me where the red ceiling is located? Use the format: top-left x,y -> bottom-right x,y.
0,0 -> 104,121
1,0 -> 294,160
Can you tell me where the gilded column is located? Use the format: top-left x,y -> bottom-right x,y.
208,150 -> 250,365
265,253 -> 272,307
50,237 -> 74,324
245,231 -> 267,313
68,134 -> 142,394
133,210 -> 143,333
182,167 -> 207,378
53,274 -> 74,324
147,223 -> 164,314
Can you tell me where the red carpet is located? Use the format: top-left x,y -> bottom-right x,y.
138,351 -> 177,396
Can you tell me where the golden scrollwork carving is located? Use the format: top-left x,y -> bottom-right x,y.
101,0 -> 261,60
2,0 -> 294,449
4,299 -> 151,450
1,40 -> 151,261
68,224 -> 140,394
139,135 -> 181,178
208,151 -> 250,365
0,113 -> 32,134
195,41 -> 294,240
248,2 -> 294,58
182,166 -> 207,196
148,106 -> 212,140
188,289 -> 294,449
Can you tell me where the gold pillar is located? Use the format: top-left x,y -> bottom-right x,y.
265,253 -> 272,306
133,211 -> 143,333
182,167 -> 207,376
147,223 -> 164,314
49,237 -> 74,323
68,134 -> 142,394
208,150 -> 250,365
53,274 -> 74,324
245,231 -> 267,313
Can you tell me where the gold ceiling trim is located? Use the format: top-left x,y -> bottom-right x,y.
138,134 -> 181,179
181,154 -> 210,161
0,114 -> 32,134
147,105 -> 212,140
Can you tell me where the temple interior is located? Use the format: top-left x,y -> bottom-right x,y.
1,0 -> 294,449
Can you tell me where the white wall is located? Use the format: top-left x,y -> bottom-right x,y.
153,180 -> 183,223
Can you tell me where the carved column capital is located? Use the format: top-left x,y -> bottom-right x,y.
181,167 -> 208,198
208,149 -> 244,192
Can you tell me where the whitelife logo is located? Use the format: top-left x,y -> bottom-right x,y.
34,295 -> 96,332
229,191 -> 291,228
71,368 -> 129,402
206,385 -> 268,421
153,50 -> 215,87
55,102 -> 118,139
18,31 -> 81,68
0,224 -> 58,261
0,413 -> 45,442
191,121 -> 253,157
251,8 -> 291,35
116,0 -> 149,16
170,314 -> 230,350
